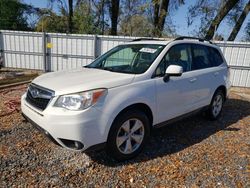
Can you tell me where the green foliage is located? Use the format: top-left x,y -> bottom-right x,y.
0,0 -> 248,40
0,0 -> 33,30
119,0 -> 153,36
36,2 -> 100,34
35,10 -> 68,33
120,15 -> 154,37
73,3 -> 98,34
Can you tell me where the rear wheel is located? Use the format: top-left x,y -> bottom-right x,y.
106,110 -> 150,161
206,90 -> 224,120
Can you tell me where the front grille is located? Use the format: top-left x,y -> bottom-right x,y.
26,84 -> 54,111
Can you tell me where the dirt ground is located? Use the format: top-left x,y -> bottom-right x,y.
0,68 -> 40,86
0,85 -> 249,187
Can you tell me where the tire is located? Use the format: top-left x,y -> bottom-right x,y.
106,110 -> 150,161
206,90 -> 225,120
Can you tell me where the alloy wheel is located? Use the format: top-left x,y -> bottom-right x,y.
116,118 -> 145,154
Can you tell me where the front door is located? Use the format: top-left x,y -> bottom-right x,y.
154,44 -> 198,123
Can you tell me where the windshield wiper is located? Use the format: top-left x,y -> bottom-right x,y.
93,67 -> 115,72
83,65 -> 92,68
84,65 -> 113,71
103,67 -> 114,71
114,70 -> 134,74
84,66 -> 102,70
85,66 -> 133,74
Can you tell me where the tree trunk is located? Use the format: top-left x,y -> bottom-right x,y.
245,22 -> 250,41
153,0 -> 160,32
101,0 -> 105,35
152,0 -> 170,37
68,0 -> 73,33
158,0 -> 170,32
228,0 -> 250,41
109,0 -> 120,35
205,0 -> 239,40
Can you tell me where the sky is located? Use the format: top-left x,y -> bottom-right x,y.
23,0 -> 250,41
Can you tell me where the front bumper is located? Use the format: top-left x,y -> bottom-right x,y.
21,94 -> 109,151
22,113 -> 61,147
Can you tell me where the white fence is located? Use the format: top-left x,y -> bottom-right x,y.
0,30 -> 249,87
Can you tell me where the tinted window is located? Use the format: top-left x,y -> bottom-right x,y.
155,44 -> 192,76
191,44 -> 213,70
208,47 -> 224,66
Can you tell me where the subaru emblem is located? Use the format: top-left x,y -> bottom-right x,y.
30,88 -> 40,98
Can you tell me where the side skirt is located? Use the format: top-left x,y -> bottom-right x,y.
153,106 -> 209,129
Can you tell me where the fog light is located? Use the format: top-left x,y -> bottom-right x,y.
59,138 -> 84,150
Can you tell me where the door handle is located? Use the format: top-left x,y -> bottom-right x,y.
214,72 -> 219,76
189,78 -> 197,83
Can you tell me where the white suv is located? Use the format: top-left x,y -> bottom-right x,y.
21,37 -> 230,161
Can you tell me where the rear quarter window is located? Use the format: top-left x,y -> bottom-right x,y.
191,44 -> 212,70
208,47 -> 224,67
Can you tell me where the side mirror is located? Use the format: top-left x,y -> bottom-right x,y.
163,65 -> 183,82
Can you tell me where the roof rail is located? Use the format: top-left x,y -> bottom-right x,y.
174,36 -> 213,44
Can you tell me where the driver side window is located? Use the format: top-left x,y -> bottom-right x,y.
155,44 -> 192,76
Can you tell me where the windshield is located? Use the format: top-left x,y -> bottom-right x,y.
86,44 -> 165,74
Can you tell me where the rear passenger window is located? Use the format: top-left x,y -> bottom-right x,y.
208,47 -> 224,66
191,44 -> 212,70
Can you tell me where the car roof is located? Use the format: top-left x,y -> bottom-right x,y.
126,40 -> 170,45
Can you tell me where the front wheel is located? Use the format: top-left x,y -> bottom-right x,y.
106,110 -> 150,161
206,90 -> 225,120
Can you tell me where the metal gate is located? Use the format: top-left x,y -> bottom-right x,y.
0,30 -> 249,87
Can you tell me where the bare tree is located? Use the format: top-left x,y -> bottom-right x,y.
228,0 -> 250,41
205,0 -> 240,40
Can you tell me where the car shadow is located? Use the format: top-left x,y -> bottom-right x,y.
86,98 -> 250,167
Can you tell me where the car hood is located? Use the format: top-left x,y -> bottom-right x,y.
32,68 -> 135,95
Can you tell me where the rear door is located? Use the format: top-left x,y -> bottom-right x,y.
189,44 -> 224,108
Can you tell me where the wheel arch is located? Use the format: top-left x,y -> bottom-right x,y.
214,85 -> 227,101
105,103 -> 153,161
112,103 -> 153,128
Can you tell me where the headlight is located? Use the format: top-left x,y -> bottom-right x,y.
54,89 -> 106,110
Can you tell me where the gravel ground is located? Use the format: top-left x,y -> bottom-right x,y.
0,86 -> 249,187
